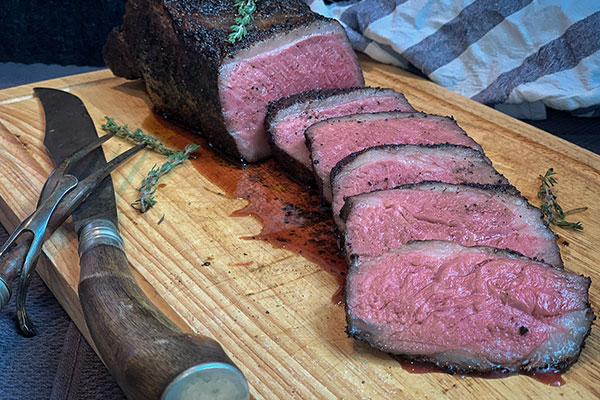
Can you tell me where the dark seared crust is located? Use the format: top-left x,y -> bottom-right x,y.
329,143 -> 505,189
265,87 -> 413,123
346,286 -> 594,374
346,325 -> 595,374
340,182 -> 519,224
104,27 -> 141,80
265,88 -> 414,185
265,87 -> 370,124
339,181 -> 563,268
264,88 -> 350,184
344,240 -> 595,374
269,141 -> 315,185
305,111 -> 483,194
330,144 -> 508,257
306,111 -> 469,139
347,238 -> 534,265
104,0 -> 336,163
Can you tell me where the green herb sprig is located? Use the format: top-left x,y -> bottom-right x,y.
102,117 -> 178,156
228,0 -> 256,44
132,144 -> 200,213
537,168 -> 587,230
101,117 -> 200,213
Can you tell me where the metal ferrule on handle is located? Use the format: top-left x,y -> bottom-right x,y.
77,219 -> 250,399
78,219 -> 124,256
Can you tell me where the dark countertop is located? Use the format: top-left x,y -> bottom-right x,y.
0,63 -> 598,399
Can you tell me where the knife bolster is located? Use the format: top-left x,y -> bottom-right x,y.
78,219 -> 124,255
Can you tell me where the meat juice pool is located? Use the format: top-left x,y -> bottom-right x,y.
394,356 -> 564,386
145,114 -> 348,299
146,115 -> 565,387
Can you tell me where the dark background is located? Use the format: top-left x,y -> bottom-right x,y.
0,0 -> 127,66
0,1 -> 598,399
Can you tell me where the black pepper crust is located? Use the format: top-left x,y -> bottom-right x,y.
265,87 -> 414,185
339,180 -> 563,268
329,142 -> 505,190
266,87 -> 372,121
268,142 -> 316,186
304,111 -> 483,197
103,0 -> 341,163
344,240 -> 594,374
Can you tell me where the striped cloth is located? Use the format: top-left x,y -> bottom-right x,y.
307,0 -> 600,119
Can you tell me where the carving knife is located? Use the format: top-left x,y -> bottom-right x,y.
35,88 -> 249,400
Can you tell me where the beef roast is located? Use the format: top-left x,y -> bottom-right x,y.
341,182 -> 562,268
266,87 -> 414,184
305,112 -> 483,202
104,0 -> 364,163
330,144 -> 508,227
346,240 -> 594,373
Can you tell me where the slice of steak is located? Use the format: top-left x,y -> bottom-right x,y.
266,87 -> 414,184
346,240 -> 594,373
341,182 -> 562,268
330,144 -> 508,227
104,0 -> 364,163
305,112 -> 483,202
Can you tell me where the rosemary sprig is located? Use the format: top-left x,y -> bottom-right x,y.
101,116 -> 200,213
102,116 -> 177,156
228,0 -> 256,44
537,168 -> 587,230
132,144 -> 200,213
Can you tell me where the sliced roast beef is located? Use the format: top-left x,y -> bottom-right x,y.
104,0 -> 364,163
346,240 -> 594,373
266,87 -> 414,184
305,112 -> 483,202
330,144 -> 508,227
341,182 -> 562,268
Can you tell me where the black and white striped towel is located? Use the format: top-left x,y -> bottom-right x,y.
307,0 -> 600,118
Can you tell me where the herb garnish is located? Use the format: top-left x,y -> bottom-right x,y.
228,0 -> 256,44
101,117 -> 200,213
102,117 -> 177,156
537,168 -> 587,230
132,144 -> 200,213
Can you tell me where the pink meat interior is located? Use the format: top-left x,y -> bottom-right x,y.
219,32 -> 364,162
274,96 -> 412,168
331,147 -> 506,220
347,245 -> 589,365
309,116 -> 481,201
344,186 -> 558,265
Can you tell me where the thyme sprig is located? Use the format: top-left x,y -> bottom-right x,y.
101,117 -> 199,213
132,144 -> 200,213
537,168 -> 587,230
228,0 -> 256,44
102,116 -> 177,156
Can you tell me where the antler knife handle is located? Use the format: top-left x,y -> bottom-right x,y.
77,220 -> 249,400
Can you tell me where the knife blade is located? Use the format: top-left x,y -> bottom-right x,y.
36,88 -> 249,400
38,87 -> 117,232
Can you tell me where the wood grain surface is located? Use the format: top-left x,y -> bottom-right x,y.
0,58 -> 598,399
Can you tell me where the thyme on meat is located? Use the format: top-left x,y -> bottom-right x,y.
101,116 -> 200,213
537,168 -> 587,230
228,0 -> 256,44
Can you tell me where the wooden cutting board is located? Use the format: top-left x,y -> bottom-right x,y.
0,58 -> 598,399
